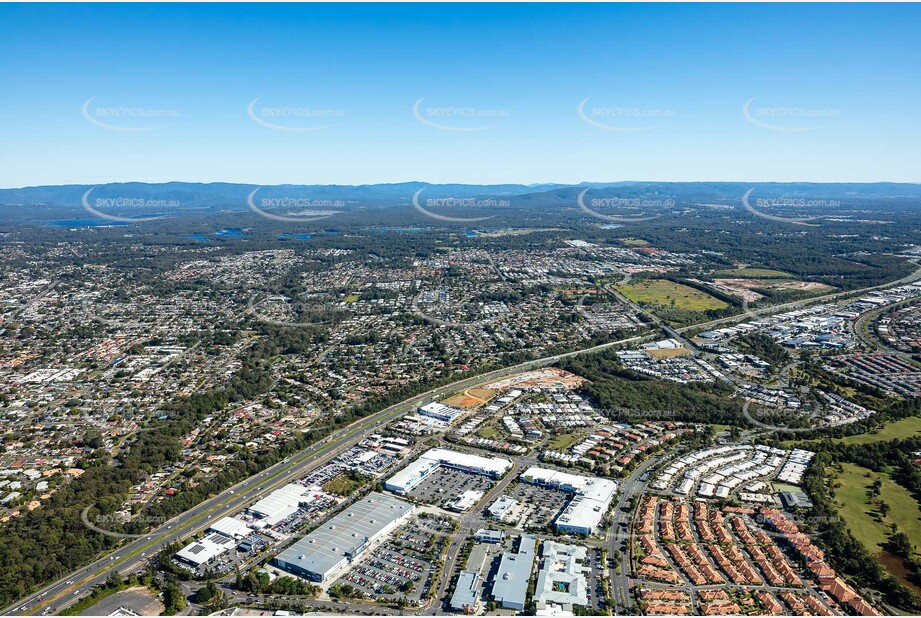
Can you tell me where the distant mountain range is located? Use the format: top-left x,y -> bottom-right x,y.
2,181 -> 920,212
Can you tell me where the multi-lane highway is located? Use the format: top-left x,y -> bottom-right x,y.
676,259 -> 921,335
9,261 -> 921,616
6,331 -> 659,616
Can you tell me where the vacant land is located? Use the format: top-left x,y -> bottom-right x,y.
78,587 -> 163,616
468,387 -> 497,402
620,238 -> 649,246
617,279 -> 728,311
646,346 -> 692,359
477,425 -> 500,440
714,267 -> 793,279
322,473 -> 367,496
443,392 -> 482,409
548,432 -> 582,450
832,462 -> 921,557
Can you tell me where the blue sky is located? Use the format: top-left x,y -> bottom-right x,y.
1,3 -> 919,187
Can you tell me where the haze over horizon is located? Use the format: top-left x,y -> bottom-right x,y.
2,3 -> 920,188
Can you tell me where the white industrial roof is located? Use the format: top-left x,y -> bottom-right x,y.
385,448 -> 511,492
426,448 -> 512,475
450,490 -> 484,512
249,483 -> 315,520
176,533 -> 235,567
208,516 -> 252,539
522,467 -> 617,533
274,493 -> 413,580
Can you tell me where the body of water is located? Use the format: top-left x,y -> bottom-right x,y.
370,227 -> 428,233
47,219 -> 130,228
215,228 -> 246,238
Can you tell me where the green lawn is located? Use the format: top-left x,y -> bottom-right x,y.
344,294 -> 360,303
548,432 -> 582,450
787,416 -> 921,450
476,426 -> 500,440
713,268 -> 794,279
832,462 -> 921,557
616,279 -> 728,311
835,416 -> 921,445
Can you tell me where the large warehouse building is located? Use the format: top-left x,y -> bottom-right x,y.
272,492 -> 414,582
521,467 -> 617,535
418,401 -> 465,424
247,483 -> 325,526
384,448 -> 512,494
491,534 -> 536,611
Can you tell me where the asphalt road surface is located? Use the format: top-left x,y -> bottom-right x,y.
8,261 -> 920,616
6,331 -> 658,616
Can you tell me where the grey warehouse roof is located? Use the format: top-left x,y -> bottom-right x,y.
491,534 -> 536,609
274,492 -> 413,579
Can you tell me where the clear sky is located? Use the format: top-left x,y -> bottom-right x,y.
1,3 -> 919,187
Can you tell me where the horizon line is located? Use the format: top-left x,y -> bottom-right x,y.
4,179 -> 921,191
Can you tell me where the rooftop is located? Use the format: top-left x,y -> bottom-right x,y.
274,492 -> 413,579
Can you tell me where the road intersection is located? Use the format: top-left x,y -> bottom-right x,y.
8,262 -> 921,616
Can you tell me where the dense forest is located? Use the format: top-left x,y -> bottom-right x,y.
559,349 -> 748,425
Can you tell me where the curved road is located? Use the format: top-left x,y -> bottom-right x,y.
8,260 -> 921,616
5,332 -> 656,616
676,260 -> 921,335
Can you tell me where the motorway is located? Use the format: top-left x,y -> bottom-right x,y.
9,261 -> 921,616
675,259 -> 921,335
6,332 -> 657,617
852,295 -> 919,358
